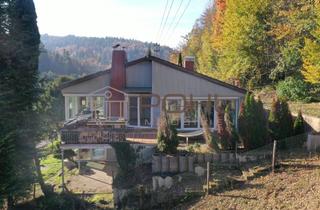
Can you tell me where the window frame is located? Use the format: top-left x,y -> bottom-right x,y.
163,97 -> 218,130
64,94 -> 105,120
127,94 -> 152,128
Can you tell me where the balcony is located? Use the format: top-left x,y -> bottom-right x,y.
61,120 -> 157,145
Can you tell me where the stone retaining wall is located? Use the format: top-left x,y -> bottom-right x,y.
152,152 -> 272,175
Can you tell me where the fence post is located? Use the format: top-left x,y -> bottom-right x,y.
235,142 -> 238,161
206,162 -> 210,195
61,149 -> 65,192
33,183 -> 36,199
272,140 -> 277,173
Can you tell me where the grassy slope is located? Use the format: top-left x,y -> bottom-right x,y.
40,154 -> 113,208
41,154 -> 78,187
255,87 -> 320,118
186,158 -> 320,209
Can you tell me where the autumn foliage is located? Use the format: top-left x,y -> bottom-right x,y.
177,0 -> 320,94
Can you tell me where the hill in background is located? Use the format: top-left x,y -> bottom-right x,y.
39,34 -> 172,76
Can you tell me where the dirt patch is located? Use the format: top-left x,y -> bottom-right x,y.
186,158 -> 320,209
66,163 -> 119,193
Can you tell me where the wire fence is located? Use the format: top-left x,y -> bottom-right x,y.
235,133 -> 317,170
199,133 -> 320,194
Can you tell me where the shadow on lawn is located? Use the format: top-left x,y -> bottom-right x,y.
14,192 -> 112,210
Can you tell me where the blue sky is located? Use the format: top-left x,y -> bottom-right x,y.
34,0 -> 210,48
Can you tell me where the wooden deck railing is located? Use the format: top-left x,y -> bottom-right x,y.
61,127 -> 157,145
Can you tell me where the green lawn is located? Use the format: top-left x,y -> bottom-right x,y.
86,193 -> 113,209
41,154 -> 78,187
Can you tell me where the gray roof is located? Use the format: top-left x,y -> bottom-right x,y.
59,69 -> 111,90
127,56 -> 247,94
60,56 -> 247,94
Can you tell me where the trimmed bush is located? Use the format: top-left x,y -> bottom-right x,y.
111,142 -> 136,175
276,77 -> 312,102
216,101 -> 230,150
268,98 -> 294,149
157,112 -> 179,154
49,139 -> 75,160
200,111 -> 219,152
294,110 -> 305,135
111,142 -> 136,188
239,93 -> 268,149
224,104 -> 239,150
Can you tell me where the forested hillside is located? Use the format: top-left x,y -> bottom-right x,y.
39,34 -> 172,76
174,0 -> 320,99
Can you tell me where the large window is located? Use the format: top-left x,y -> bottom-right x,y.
200,101 -> 215,128
129,97 -> 138,125
78,96 -> 90,114
66,95 -> 105,120
222,99 -> 237,125
92,148 -> 105,160
68,96 -> 77,119
128,96 -> 151,127
166,99 -> 182,128
140,97 -> 151,126
163,98 -> 217,130
184,101 -> 198,128
93,96 -> 105,117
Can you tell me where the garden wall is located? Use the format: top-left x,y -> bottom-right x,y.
152,152 -> 272,175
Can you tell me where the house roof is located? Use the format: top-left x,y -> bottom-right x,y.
60,55 -> 247,94
59,69 -> 111,90
127,55 -> 247,94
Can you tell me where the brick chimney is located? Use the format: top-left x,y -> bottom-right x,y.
107,49 -> 127,119
111,49 -> 127,91
184,56 -> 195,71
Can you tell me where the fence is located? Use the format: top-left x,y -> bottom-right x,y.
200,133 -> 319,195
235,133 -> 315,171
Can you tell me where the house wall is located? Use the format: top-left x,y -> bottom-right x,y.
126,61 -> 152,87
152,62 -> 245,97
151,61 -> 245,129
61,73 -> 111,95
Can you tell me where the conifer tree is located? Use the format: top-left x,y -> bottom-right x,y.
224,104 -> 238,150
268,98 -> 294,148
157,112 -> 179,154
0,0 -> 40,207
293,110 -> 305,135
216,101 -> 229,150
200,111 -> 219,153
239,93 -> 268,149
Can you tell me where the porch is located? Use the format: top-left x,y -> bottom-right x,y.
64,93 -> 241,131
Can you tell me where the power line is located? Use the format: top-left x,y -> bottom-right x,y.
161,0 -> 185,43
158,0 -> 176,43
167,0 -> 192,44
155,0 -> 169,42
